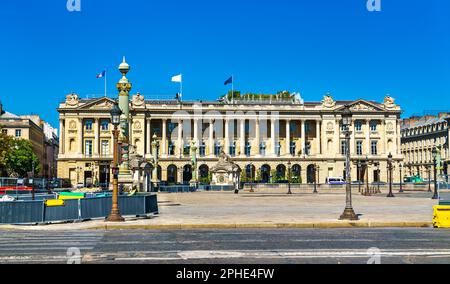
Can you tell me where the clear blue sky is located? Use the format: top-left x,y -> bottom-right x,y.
1,0 -> 449,128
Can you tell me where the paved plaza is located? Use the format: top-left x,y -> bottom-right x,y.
0,188 -> 438,231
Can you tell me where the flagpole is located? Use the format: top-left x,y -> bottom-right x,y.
180,74 -> 183,102
104,69 -> 107,97
231,75 -> 234,105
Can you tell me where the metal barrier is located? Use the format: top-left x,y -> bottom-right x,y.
0,194 -> 158,224
199,185 -> 235,191
159,185 -> 197,193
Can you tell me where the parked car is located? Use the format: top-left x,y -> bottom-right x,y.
326,177 -> 346,185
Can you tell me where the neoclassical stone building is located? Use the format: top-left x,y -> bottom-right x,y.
57,91 -> 403,187
401,113 -> 449,179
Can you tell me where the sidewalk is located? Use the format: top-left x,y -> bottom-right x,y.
0,191 -> 437,231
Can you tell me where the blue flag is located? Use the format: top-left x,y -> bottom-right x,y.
224,76 -> 233,86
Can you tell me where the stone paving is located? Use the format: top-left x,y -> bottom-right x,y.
0,188 -> 438,230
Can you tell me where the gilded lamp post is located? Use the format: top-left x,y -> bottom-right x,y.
117,57 -> 132,176
339,105 -> 359,221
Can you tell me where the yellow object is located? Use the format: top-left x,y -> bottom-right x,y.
45,199 -> 65,207
433,206 -> 450,228
58,195 -> 84,200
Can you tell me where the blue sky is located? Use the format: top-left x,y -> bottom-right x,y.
1,0 -> 449,128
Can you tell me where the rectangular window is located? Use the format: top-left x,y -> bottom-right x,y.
199,142 -> 206,157
100,120 -> 109,131
168,141 -> 175,156
356,141 -> 363,156
15,129 -> 21,137
85,140 -> 93,157
371,141 -> 378,155
230,142 -> 237,157
2,129 -> 7,135
101,140 -> 109,156
183,144 -> 190,156
214,143 -> 222,156
85,120 -> 93,131
244,142 -> 251,157
355,121 -> 362,132
370,121 -> 378,132
260,142 -> 266,156
290,142 -> 296,156
341,140 -> 346,155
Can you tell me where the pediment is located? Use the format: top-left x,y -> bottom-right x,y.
77,98 -> 117,110
335,99 -> 385,112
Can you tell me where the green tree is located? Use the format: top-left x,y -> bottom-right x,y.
0,128 -> 12,175
5,139 -> 40,177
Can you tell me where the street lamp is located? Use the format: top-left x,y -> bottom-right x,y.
357,160 -> 362,193
287,161 -> 292,195
339,105 -> 359,220
250,163 -> 254,193
428,166 -> 432,193
399,163 -> 404,193
106,103 -> 125,222
375,162 -> 380,194
387,153 -> 395,198
432,147 -> 438,200
313,164 -> 318,194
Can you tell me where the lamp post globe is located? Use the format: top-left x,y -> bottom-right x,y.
110,103 -> 122,126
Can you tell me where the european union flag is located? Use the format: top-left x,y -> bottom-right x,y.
224,76 -> 233,86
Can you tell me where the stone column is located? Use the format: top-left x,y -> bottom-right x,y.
194,119 -> 199,147
271,118 -> 276,155
286,119 -> 291,156
178,119 -> 183,157
255,118 -> 260,156
162,119 -> 167,156
366,119 -> 371,156
59,119 -> 65,155
77,118 -> 83,155
146,119 -> 151,155
240,119 -> 245,156
94,118 -> 99,156
316,120 -> 321,155
209,119 -> 214,156
224,119 -> 230,154
350,119 -> 355,156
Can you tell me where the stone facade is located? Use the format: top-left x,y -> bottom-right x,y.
0,102 -> 59,178
401,113 -> 449,179
57,92 -> 403,187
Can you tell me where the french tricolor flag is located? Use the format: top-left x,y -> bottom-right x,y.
96,70 -> 106,78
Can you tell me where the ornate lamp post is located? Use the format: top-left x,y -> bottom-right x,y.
106,103 -> 125,222
387,153 -> 395,198
287,161 -> 292,195
250,162 -> 254,193
432,147 -> 439,200
375,162 -> 380,194
151,134 -> 160,191
428,166 -> 432,193
399,163 -> 404,193
357,160 -> 362,193
339,105 -> 359,221
313,164 -> 318,194
315,165 -> 320,193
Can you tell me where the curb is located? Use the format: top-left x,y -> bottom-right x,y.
89,221 -> 433,231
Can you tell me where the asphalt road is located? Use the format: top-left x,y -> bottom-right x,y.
1,228 -> 450,264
